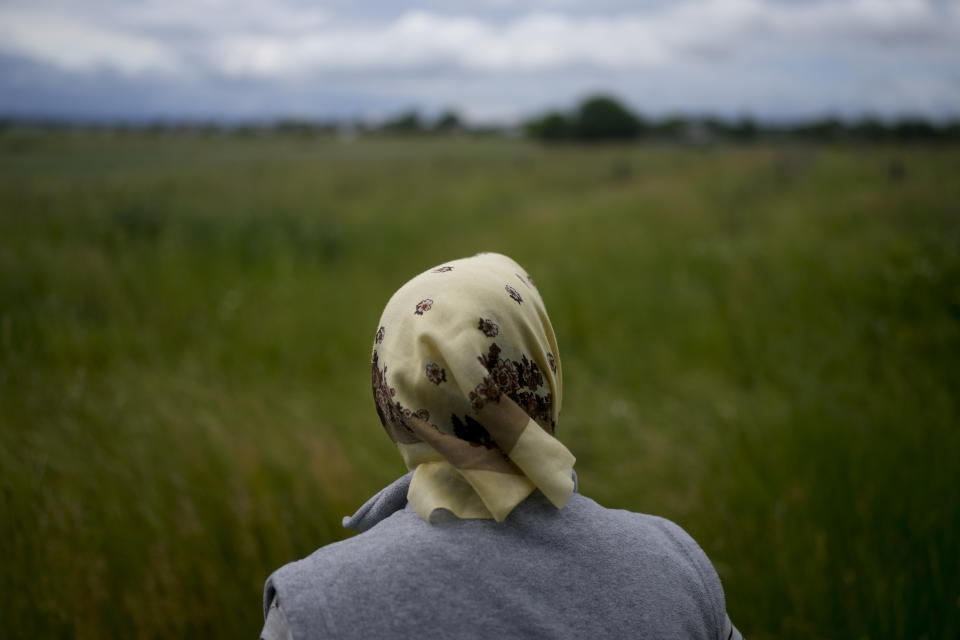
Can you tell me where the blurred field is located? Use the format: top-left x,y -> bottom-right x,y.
1,131 -> 958,639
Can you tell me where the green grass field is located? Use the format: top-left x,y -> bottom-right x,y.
1,131 -> 958,639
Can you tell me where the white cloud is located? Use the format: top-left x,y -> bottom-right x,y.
200,0 -> 959,77
209,11 -> 672,77
0,0 -> 958,118
112,0 -> 331,36
0,7 -> 180,75
1,0 -> 957,78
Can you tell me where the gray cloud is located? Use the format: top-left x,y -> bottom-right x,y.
1,0 -> 958,121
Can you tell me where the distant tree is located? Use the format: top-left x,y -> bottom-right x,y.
381,110 -> 423,133
434,110 -> 463,133
892,117 -> 938,141
942,120 -> 960,141
650,116 -> 689,139
525,111 -> 573,141
795,117 -> 845,141
274,119 -> 326,137
573,95 -> 642,141
850,117 -> 889,142
730,116 -> 758,141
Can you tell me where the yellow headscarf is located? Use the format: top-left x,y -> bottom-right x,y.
371,252 -> 576,522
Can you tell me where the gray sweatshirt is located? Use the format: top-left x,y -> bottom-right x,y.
262,473 -> 741,639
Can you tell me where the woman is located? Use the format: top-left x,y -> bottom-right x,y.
261,252 -> 742,639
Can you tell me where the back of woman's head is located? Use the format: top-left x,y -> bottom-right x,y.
371,252 -> 575,522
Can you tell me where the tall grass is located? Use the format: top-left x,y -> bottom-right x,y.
1,132 -> 957,638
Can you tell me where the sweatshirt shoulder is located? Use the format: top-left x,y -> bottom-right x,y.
267,506 -> 425,591
571,494 -> 711,553
569,495 -> 728,630
566,493 -> 694,543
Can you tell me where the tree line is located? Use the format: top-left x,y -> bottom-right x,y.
524,95 -> 960,143
3,94 -> 958,142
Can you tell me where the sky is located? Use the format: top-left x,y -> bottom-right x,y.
1,0 -> 958,123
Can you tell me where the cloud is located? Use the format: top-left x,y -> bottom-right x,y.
0,7 -> 180,75
0,0 -> 958,119
2,0 -> 957,77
